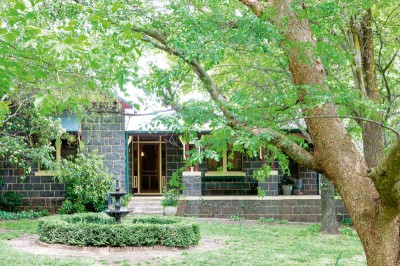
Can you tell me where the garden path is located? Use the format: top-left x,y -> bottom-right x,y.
7,234 -> 221,265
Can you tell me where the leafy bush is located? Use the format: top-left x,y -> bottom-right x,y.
55,151 -> 113,213
0,191 -> 23,211
281,177 -> 295,186
306,223 -> 321,234
38,213 -> 200,247
120,193 -> 132,207
341,217 -> 353,226
0,210 -> 45,220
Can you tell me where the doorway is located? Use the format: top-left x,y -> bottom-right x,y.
140,143 -> 159,193
128,135 -> 166,195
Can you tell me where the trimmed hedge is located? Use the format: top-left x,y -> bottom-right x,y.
38,213 -> 200,247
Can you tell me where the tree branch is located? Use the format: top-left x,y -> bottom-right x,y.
130,24 -> 318,172
237,0 -> 267,17
367,140 -> 400,211
251,127 -> 321,171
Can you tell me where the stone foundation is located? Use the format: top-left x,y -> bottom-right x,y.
177,196 -> 349,222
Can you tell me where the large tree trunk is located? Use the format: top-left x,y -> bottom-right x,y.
320,175 -> 339,234
263,1 -> 400,265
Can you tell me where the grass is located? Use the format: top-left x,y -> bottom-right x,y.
0,218 -> 366,266
0,219 -> 97,266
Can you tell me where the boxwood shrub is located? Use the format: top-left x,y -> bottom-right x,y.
38,213 -> 200,248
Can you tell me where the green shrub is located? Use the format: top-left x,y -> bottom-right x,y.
38,213 -> 200,247
120,193 -> 132,207
306,223 -> 321,234
0,210 -> 44,220
54,151 -> 113,213
0,191 -> 23,211
341,217 -> 353,226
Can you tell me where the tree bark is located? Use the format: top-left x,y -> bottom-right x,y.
240,1 -> 400,265
320,175 -> 339,234
348,9 -> 384,168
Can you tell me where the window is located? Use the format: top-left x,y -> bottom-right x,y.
36,133 -> 79,175
206,149 -> 243,172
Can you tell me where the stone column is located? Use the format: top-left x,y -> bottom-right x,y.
81,113 -> 126,191
182,171 -> 202,197
258,170 -> 279,196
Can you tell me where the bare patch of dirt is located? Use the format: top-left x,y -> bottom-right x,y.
6,234 -> 222,265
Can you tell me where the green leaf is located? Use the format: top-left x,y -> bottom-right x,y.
5,33 -> 17,42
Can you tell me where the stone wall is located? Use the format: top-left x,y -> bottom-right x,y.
299,166 -> 319,195
178,196 -> 349,222
81,113 -> 126,189
165,140 -> 184,185
0,162 -> 65,211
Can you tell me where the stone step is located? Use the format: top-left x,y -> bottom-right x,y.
129,200 -> 161,204
132,206 -> 163,211
128,196 -> 164,215
129,212 -> 163,216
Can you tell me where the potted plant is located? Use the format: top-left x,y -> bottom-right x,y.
281,177 -> 295,195
161,188 -> 180,216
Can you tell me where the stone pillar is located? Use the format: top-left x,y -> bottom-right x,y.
258,170 -> 279,196
182,171 -> 202,197
81,113 -> 126,191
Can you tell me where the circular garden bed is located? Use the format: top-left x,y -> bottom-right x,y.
38,213 -> 200,247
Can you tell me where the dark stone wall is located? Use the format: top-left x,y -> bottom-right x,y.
0,162 -> 65,211
178,198 -> 349,222
299,166 -> 319,195
165,140 -> 184,186
81,113 -> 126,189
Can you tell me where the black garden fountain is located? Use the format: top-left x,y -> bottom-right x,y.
105,178 -> 131,224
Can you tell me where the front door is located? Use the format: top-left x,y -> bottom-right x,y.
140,143 -> 159,193
128,135 -> 166,195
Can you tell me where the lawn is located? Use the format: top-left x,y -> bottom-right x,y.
0,218 -> 366,266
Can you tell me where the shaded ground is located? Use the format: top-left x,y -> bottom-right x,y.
6,234 -> 221,265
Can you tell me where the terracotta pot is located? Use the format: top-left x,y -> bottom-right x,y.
163,206 -> 177,216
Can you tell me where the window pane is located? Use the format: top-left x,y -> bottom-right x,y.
227,151 -> 242,171
207,158 -> 221,171
61,134 -> 78,160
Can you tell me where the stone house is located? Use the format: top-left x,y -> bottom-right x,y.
0,106 -> 348,222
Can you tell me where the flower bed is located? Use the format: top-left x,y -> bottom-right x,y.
38,213 -> 200,247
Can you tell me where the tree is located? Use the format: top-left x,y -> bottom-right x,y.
122,1 -> 399,264
2,1 -> 400,264
0,0 -> 135,175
